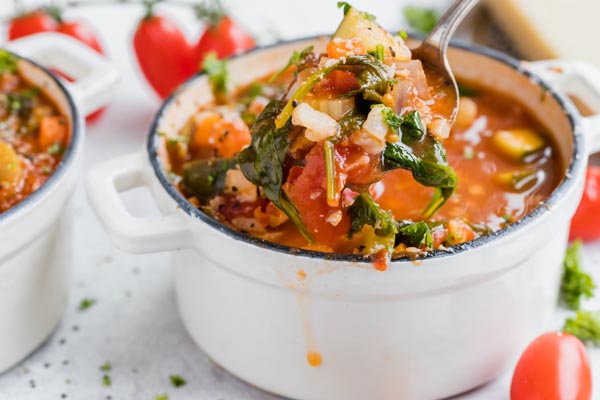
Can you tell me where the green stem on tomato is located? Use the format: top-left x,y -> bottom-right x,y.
324,140 -> 337,207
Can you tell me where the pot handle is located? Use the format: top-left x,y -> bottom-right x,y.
5,32 -> 118,117
86,152 -> 193,254
530,60 -> 600,154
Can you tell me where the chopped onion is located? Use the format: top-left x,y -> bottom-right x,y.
307,97 -> 355,121
292,103 -> 339,142
351,105 -> 388,154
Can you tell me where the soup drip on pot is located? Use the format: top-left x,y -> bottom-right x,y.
160,5 -> 561,268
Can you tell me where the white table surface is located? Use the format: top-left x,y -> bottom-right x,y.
0,1 -> 599,399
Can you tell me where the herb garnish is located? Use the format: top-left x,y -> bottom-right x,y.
202,52 -> 228,103
381,108 -> 425,143
560,240 -> 595,310
0,50 -> 17,74
78,297 -> 96,311
155,395 -> 169,400
269,46 -> 314,83
403,6 -> 440,34
47,143 -> 64,156
102,374 -> 111,387
169,374 -> 186,388
563,310 -> 600,346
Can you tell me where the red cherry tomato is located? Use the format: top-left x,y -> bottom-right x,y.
510,332 -> 591,400
570,166 -> 600,242
133,13 -> 194,99
193,16 -> 255,68
57,21 -> 104,54
8,10 -> 58,40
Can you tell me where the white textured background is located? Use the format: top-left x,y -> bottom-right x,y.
0,1 -> 598,399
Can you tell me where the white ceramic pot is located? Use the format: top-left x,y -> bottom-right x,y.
0,33 -> 118,374
86,38 -> 600,400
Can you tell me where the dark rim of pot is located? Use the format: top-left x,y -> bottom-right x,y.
0,51 -> 81,225
148,36 -> 584,263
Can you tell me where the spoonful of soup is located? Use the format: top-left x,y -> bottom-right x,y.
410,0 -> 480,131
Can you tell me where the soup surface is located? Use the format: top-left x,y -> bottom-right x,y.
161,5 -> 562,268
0,50 -> 69,214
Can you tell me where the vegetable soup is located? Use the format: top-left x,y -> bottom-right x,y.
160,5 -> 561,269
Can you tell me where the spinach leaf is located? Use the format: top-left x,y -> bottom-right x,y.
269,46 -> 314,83
382,138 -> 457,218
338,110 -> 365,141
382,108 -> 425,143
237,100 -> 313,241
182,158 -> 236,200
347,191 -> 397,238
275,54 -> 390,128
396,221 -> 433,248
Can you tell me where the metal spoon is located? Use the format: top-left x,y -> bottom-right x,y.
411,0 -> 480,126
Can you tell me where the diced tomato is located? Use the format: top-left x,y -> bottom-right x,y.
38,116 -> 68,150
192,113 -> 251,158
431,227 -> 448,248
326,38 -> 366,58
447,219 -> 476,245
313,70 -> 359,97
286,144 -> 350,245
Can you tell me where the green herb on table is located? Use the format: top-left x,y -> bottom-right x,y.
169,374 -> 186,388
563,310 -> 600,346
560,240 -> 595,310
403,6 -> 440,34
102,374 -> 111,387
99,361 -> 111,372
78,297 -> 96,312
155,395 -> 169,400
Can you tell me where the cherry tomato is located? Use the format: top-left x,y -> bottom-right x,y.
57,21 -> 104,54
133,13 -> 194,99
570,166 -> 600,242
8,10 -> 58,40
193,16 -> 255,68
510,332 -> 591,400
8,9 -> 107,122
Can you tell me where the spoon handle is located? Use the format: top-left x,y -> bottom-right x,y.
423,0 -> 479,51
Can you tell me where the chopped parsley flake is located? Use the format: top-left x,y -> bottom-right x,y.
155,395 -> 169,400
202,52 -> 228,100
102,374 -> 111,387
169,374 -> 186,388
78,298 -> 96,311
47,143 -> 64,156
99,361 -> 111,372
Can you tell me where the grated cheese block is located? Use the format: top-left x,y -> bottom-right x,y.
484,0 -> 600,68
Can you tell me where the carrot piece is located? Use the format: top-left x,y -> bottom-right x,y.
326,38 -> 366,58
192,113 -> 251,158
39,116 -> 68,150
